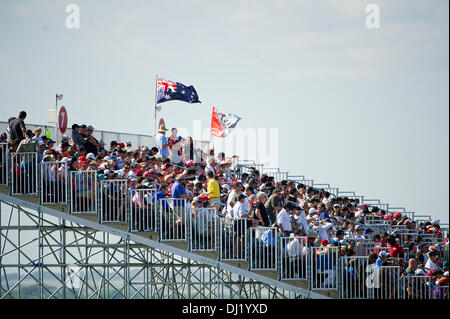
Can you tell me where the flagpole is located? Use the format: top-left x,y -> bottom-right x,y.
154,75 -> 158,137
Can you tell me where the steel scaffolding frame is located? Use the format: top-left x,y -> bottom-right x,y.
0,198 -> 310,299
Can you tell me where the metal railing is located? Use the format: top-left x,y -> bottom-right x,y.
158,198 -> 188,242
338,256 -> 370,299
370,266 -> 400,299
69,170 -> 98,214
308,246 -> 339,291
432,285 -> 449,300
9,152 -> 39,195
249,227 -> 278,271
0,142 -> 8,186
189,207 -> 218,252
129,189 -> 158,232
98,179 -> 128,223
40,161 -> 68,204
353,239 -> 376,256
279,236 -> 308,280
399,276 -> 432,299
218,217 -> 248,261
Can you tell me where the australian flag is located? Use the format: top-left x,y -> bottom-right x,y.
156,77 -> 200,104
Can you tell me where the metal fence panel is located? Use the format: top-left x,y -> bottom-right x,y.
189,208 -> 218,252
432,286 -> 449,300
40,161 -> 68,204
354,239 -> 376,256
249,226 -> 278,271
338,256 -> 369,299
9,152 -> 38,195
400,276 -> 432,299
368,266 -> 400,299
99,179 -> 128,223
0,143 -> 8,185
308,246 -> 339,291
218,217 -> 248,261
129,189 -> 157,232
69,170 -> 98,214
279,236 -> 308,280
158,198 -> 188,242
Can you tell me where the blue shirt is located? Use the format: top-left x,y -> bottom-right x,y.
153,190 -> 169,209
157,133 -> 169,158
318,211 -> 331,222
171,182 -> 186,207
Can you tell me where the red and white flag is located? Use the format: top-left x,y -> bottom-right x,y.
210,106 -> 242,138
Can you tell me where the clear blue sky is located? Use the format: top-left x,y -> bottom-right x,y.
0,0 -> 448,223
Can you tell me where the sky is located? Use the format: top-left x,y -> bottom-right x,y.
0,0 -> 448,223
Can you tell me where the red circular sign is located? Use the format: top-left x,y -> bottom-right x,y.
58,106 -> 68,134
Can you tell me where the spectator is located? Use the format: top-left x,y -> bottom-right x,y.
71,124 -> 86,147
9,111 -> 27,143
205,171 -> 221,210
277,204 -> 293,237
264,188 -> 283,226
156,125 -> 169,158
254,192 -> 270,227
425,250 -> 441,272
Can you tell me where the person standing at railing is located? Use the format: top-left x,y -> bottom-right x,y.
226,181 -> 242,217
277,204 -> 293,237
254,192 -> 270,227
156,125 -> 170,158
171,175 -> 188,238
264,188 -> 283,226
16,129 -> 39,193
205,171 -> 221,211
9,111 -> 27,144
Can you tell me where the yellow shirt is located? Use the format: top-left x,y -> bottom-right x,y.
207,178 -> 220,199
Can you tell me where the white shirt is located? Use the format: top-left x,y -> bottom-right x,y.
226,190 -> 240,213
232,201 -> 248,218
318,222 -> 335,242
424,258 -> 440,272
286,238 -> 307,258
277,208 -> 292,232
293,210 -> 308,233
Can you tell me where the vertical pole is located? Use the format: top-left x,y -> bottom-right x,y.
55,95 -> 59,145
154,75 -> 158,137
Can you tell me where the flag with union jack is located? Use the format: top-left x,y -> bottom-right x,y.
156,77 -> 200,104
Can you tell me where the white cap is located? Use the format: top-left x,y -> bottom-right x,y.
86,153 -> 96,160
415,269 -> 427,276
61,157 -> 70,163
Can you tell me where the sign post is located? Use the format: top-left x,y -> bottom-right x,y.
58,106 -> 68,143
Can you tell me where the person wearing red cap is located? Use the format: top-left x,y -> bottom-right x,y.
321,239 -> 329,246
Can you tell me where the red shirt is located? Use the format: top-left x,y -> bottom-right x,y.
387,243 -> 405,258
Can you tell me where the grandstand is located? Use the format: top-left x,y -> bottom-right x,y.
0,122 -> 448,299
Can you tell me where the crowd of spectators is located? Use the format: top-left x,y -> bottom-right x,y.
1,111 -> 448,299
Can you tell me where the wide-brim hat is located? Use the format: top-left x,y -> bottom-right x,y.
158,125 -> 168,132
